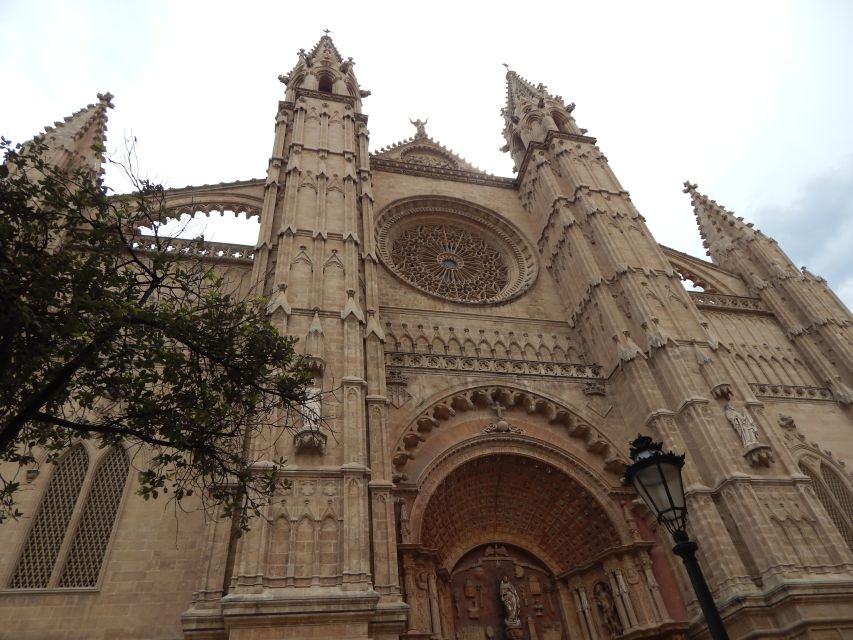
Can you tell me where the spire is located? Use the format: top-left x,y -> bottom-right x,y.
505,70 -> 547,114
683,181 -> 760,263
500,68 -> 581,172
32,92 -> 114,175
277,34 -> 368,108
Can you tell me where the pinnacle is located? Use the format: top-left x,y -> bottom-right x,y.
306,33 -> 344,64
279,32 -> 360,93
36,93 -> 113,174
684,181 -> 758,260
504,68 -> 545,114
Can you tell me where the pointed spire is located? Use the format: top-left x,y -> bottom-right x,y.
500,68 -> 579,172
683,181 -> 759,262
278,33 -> 366,108
505,69 -> 550,115
33,92 -> 113,174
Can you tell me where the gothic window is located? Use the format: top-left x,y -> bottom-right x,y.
9,446 -> 88,589
376,199 -> 538,305
59,447 -> 130,587
800,461 -> 853,550
8,446 -> 129,589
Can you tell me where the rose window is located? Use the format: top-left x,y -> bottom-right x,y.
390,225 -> 509,303
376,198 -> 538,305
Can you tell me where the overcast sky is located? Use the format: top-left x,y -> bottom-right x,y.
2,0 -> 851,306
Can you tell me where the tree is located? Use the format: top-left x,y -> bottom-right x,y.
0,136 -> 313,530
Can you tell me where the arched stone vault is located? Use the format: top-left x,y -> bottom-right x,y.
391,384 -> 627,479
418,453 -> 623,575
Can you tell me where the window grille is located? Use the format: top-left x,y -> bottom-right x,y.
9,446 -> 88,589
821,465 -> 853,524
59,447 -> 129,587
801,462 -> 853,550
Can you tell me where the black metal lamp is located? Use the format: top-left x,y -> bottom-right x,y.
623,435 -> 730,640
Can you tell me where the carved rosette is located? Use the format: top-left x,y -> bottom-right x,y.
376,198 -> 538,305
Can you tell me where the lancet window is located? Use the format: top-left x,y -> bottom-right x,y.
8,445 -> 129,589
800,460 -> 853,550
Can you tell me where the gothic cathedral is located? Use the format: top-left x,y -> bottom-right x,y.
2,35 -> 853,640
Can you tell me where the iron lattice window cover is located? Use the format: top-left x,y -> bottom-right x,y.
8,446 -> 128,589
59,447 -> 130,587
800,462 -> 853,550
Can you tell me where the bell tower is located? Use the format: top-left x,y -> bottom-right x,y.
182,35 -> 406,640
500,67 -> 853,623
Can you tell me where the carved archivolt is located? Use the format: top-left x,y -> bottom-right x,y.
392,385 -> 625,477
159,192 -> 264,226
376,197 -> 538,305
407,439 -> 630,573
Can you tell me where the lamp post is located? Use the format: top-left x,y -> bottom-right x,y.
623,435 -> 730,640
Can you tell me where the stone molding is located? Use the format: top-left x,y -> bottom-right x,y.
385,352 -> 601,380
749,383 -> 834,402
371,157 -> 516,187
392,385 -> 624,480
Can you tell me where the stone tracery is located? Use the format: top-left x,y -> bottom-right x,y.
376,197 -> 538,304
390,223 -> 509,303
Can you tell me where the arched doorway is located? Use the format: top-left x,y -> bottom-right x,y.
398,448 -> 686,639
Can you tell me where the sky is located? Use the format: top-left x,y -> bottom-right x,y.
2,0 -> 852,306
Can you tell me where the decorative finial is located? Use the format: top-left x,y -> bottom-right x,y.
502,63 -> 510,70
322,28 -> 331,35
683,181 -> 698,194
409,118 -> 429,138
97,92 -> 115,109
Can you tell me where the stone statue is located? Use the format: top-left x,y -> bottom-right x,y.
302,386 -> 322,432
724,402 -> 760,447
593,581 -> 622,638
410,118 -> 429,138
499,576 -> 521,627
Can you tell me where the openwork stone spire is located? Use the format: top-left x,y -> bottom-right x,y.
500,68 -> 581,172
278,34 -> 368,109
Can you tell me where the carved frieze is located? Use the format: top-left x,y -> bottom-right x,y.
385,351 -> 601,380
750,383 -> 834,402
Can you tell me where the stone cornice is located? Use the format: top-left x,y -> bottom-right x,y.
379,304 -> 571,327
749,383 -> 835,402
516,130 -> 598,180
385,351 -> 601,380
371,157 -> 516,188
293,87 -> 357,106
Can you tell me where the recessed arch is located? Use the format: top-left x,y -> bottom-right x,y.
409,443 -> 629,575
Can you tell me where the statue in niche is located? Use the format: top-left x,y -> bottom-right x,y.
500,576 -> 521,627
724,402 -> 760,447
593,581 -> 623,638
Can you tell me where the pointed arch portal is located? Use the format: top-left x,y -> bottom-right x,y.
397,442 -> 687,639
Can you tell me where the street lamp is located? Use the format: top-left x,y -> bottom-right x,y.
623,435 -> 730,640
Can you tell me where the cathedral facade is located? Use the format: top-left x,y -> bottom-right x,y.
1,35 -> 853,639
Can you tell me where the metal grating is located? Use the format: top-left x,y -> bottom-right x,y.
821,464 -> 853,548
801,463 -> 853,550
59,447 -> 129,587
10,446 -> 88,588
